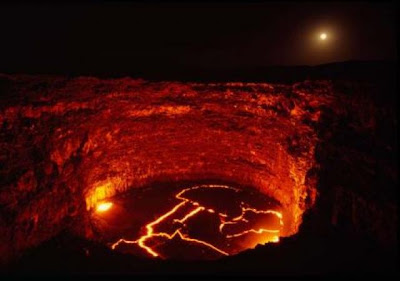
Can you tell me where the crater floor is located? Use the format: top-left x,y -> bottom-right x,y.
92,184 -> 283,260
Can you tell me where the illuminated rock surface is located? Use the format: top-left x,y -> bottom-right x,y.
0,74 -> 397,272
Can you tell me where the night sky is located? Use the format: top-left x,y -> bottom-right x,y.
0,1 -> 397,76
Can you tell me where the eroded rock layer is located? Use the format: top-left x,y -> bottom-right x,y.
1,74 -> 395,264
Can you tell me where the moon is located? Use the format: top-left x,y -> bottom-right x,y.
319,33 -> 327,40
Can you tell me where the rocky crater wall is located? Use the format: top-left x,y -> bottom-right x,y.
0,74 -> 396,263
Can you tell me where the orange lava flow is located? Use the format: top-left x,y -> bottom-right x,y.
110,185 -> 283,258
96,202 -> 113,213
226,228 -> 279,238
174,206 -> 204,224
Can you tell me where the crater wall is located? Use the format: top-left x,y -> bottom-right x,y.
2,74 -> 394,264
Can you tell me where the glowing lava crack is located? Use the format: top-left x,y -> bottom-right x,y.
110,185 -> 283,259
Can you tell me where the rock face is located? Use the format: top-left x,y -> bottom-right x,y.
311,81 -> 398,248
0,74 -> 396,264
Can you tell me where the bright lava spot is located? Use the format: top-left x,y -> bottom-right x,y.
320,33 -> 327,40
96,202 -> 113,213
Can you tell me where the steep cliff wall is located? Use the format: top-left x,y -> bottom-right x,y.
0,75 -> 334,262
1,74 -> 396,264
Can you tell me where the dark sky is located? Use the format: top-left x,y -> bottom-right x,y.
0,1 -> 397,75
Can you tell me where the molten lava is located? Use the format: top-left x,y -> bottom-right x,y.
96,202 -> 113,213
110,184 -> 283,259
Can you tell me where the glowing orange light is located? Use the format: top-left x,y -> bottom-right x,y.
110,184 -> 283,258
319,33 -> 327,40
174,206 -> 204,224
271,236 -> 280,243
226,228 -> 279,238
96,202 -> 113,213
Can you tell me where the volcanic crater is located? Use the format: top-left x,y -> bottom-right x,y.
0,74 -> 397,274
